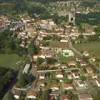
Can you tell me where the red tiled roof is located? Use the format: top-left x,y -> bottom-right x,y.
27,91 -> 37,97
61,95 -> 70,100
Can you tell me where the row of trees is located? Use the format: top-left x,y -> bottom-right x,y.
76,12 -> 100,26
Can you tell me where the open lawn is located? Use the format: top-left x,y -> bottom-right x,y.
58,53 -> 75,64
0,54 -> 24,70
74,41 -> 100,57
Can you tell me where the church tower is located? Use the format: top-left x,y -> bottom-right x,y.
68,2 -> 76,25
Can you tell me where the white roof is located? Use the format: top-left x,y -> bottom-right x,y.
51,87 -> 59,91
56,74 -> 63,78
14,95 -> 19,99
60,40 -> 68,43
39,76 -> 45,80
39,55 -> 45,59
27,96 -> 36,99
23,64 -> 30,74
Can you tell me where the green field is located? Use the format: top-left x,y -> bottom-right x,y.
0,54 -> 24,70
58,53 -> 75,64
74,41 -> 100,57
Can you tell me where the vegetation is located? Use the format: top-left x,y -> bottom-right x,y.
76,12 -> 100,26
94,26 -> 100,35
3,91 -> 15,100
43,35 -> 61,41
0,67 -> 17,99
0,29 -> 22,54
74,41 -> 100,57
80,75 -> 87,81
0,54 -> 23,70
93,89 -> 100,100
16,73 -> 30,88
37,57 -> 45,65
58,53 -> 74,64
80,1 -> 96,8
46,57 -> 57,64
16,72 -> 35,88
38,90 -> 50,100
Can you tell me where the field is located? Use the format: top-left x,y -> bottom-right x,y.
74,41 -> 100,57
58,53 -> 75,64
0,54 -> 24,70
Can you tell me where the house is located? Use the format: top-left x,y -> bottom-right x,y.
95,78 -> 100,87
56,72 -> 64,79
49,95 -> 56,100
91,73 -> 97,79
38,80 -> 45,88
60,39 -> 68,43
38,55 -> 46,59
50,84 -> 60,92
39,73 -> 45,80
80,61 -> 87,67
26,91 -> 37,100
61,65 -> 67,69
61,95 -> 70,100
63,83 -> 73,90
72,71 -> 80,79
78,93 -> 93,100
83,51 -> 90,57
68,61 -> 77,67
67,72 -> 73,80
33,55 -> 38,61
14,94 -> 20,99
39,20 -> 56,31
89,57 -> 96,63
49,95 -> 59,100
76,58 -> 81,62
85,67 -> 94,74
74,80 -> 87,90
12,89 -> 21,100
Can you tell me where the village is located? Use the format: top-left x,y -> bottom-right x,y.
0,1 -> 100,99
0,12 -> 99,100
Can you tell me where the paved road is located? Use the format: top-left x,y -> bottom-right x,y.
37,68 -> 79,73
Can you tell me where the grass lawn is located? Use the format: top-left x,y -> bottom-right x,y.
58,53 -> 75,64
74,41 -> 100,57
0,54 -> 24,70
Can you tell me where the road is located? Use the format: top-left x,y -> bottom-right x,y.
68,37 -> 83,57
37,68 -> 79,73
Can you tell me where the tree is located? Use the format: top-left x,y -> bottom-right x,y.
15,0 -> 28,13
94,27 -> 100,36
80,75 -> 86,81
37,57 -> 45,65
32,45 -> 40,54
3,91 -> 15,100
46,57 -> 57,64
16,73 -> 29,88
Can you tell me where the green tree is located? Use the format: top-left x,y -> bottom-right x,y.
37,57 -> 45,65
16,73 -> 29,88
94,27 -> 100,35
3,91 -> 15,100
80,76 -> 86,81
